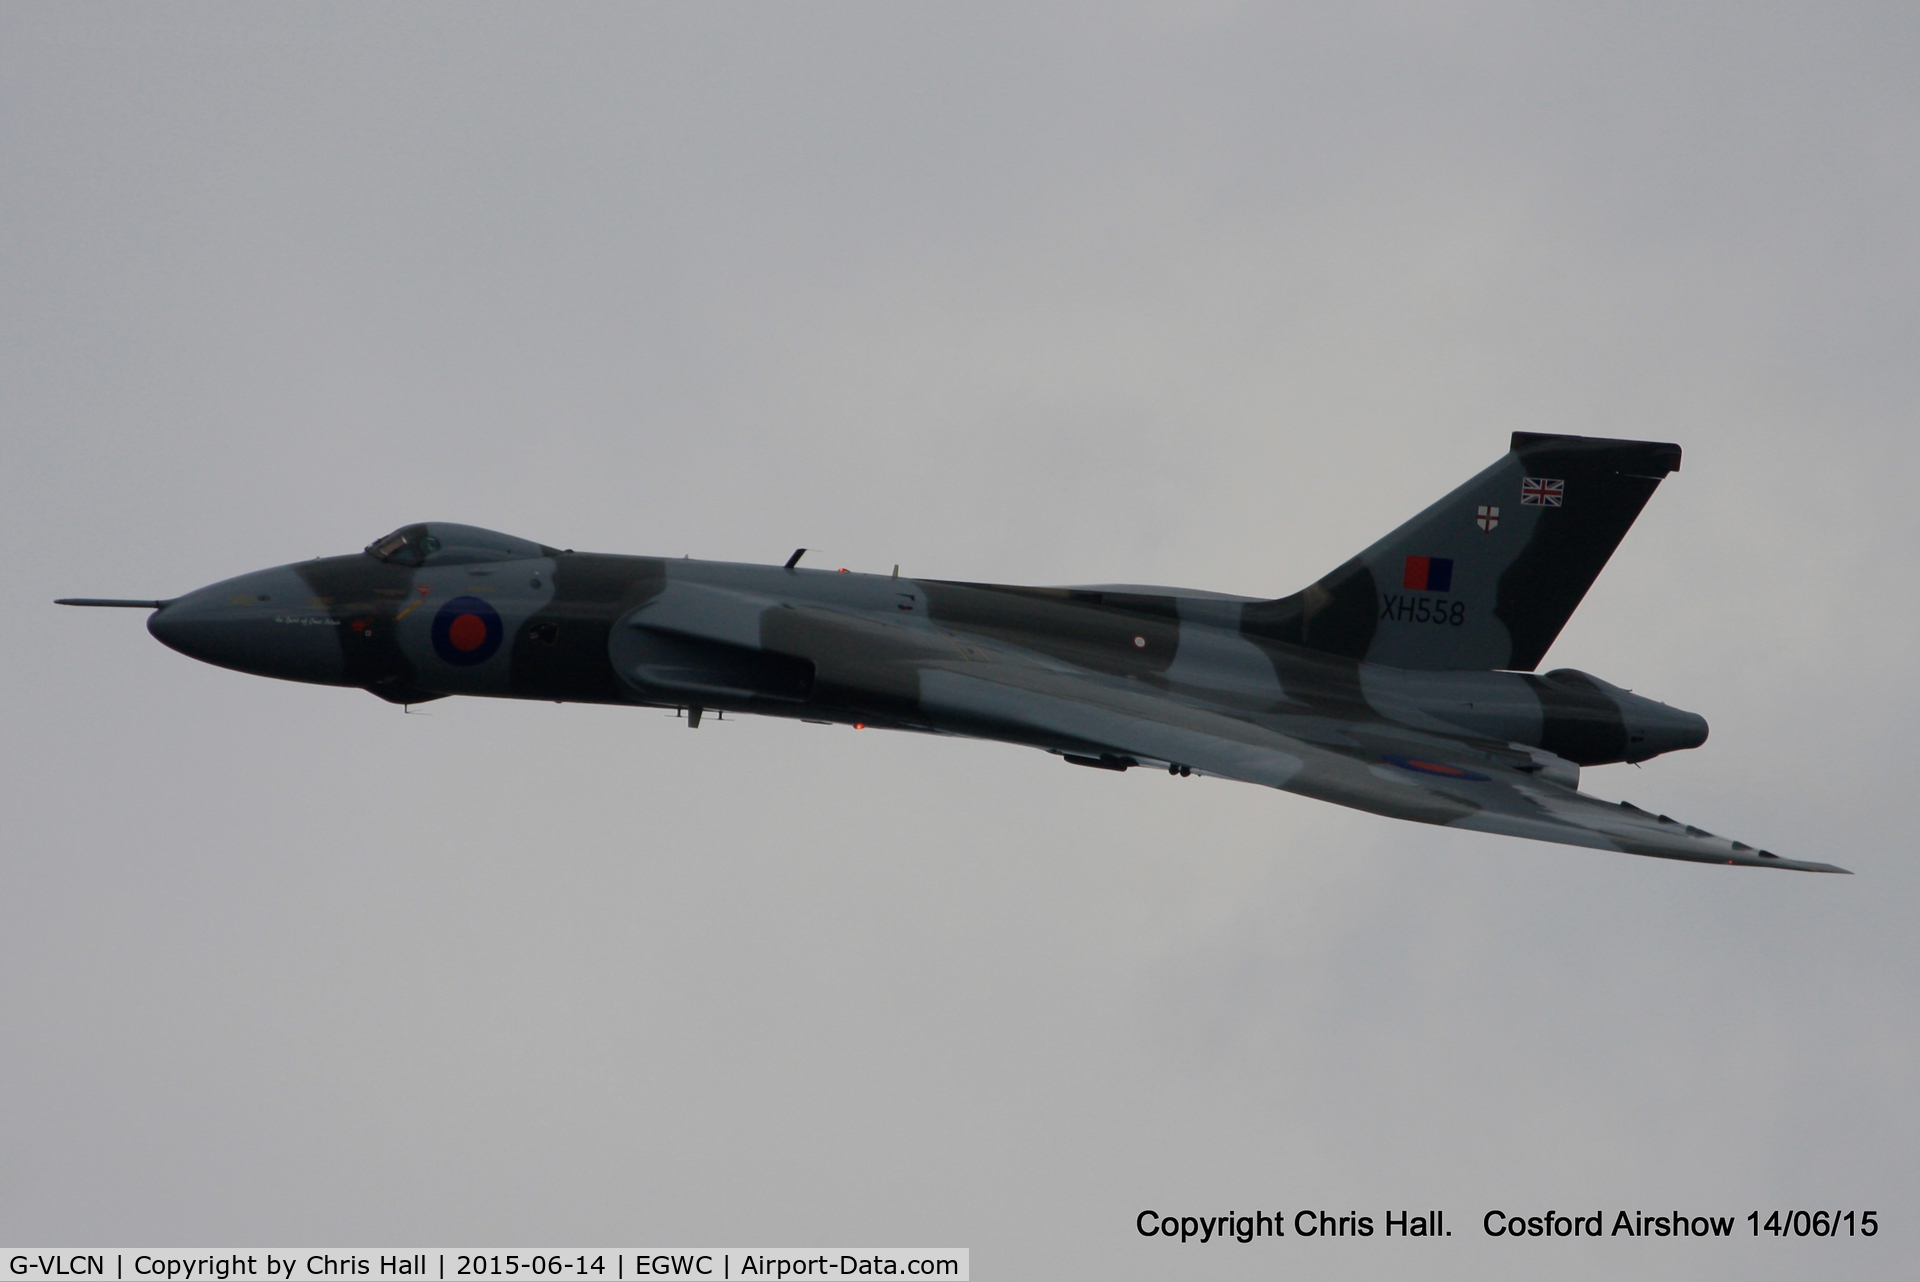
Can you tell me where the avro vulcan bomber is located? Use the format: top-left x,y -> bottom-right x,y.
62,433 -> 1842,873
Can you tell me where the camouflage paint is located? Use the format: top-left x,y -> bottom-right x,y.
105,438 -> 1831,872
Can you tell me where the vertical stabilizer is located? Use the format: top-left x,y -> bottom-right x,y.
1242,433 -> 1681,671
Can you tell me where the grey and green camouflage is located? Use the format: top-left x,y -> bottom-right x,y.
62,433 -> 1843,874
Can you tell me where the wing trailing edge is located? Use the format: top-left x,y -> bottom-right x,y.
915,662 -> 1844,873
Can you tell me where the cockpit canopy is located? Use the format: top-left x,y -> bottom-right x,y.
365,523 -> 553,567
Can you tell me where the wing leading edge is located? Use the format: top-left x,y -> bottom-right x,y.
916,663 -> 1846,874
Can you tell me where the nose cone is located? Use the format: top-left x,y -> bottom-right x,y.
149,568 -> 347,685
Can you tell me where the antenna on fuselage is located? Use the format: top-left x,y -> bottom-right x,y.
785,548 -> 807,569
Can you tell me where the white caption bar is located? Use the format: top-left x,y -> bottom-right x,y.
4,1254 -> 968,1282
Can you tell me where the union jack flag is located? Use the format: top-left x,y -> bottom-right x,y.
1520,477 -> 1564,506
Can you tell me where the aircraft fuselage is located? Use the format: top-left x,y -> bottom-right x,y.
144,544 -> 1704,774
71,435 -> 1841,872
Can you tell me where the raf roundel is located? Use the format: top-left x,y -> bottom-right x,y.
431,595 -> 504,666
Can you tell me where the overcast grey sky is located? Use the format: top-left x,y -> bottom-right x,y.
5,4 -> 1917,1277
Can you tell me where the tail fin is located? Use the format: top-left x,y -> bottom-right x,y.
1243,433 -> 1682,671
